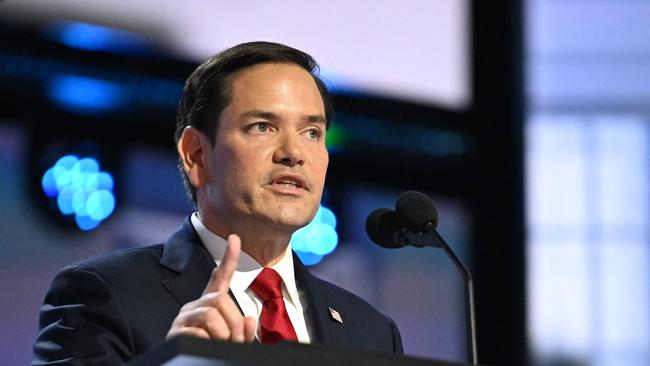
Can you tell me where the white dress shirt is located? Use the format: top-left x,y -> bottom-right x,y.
190,213 -> 312,343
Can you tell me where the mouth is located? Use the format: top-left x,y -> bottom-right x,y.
270,174 -> 308,191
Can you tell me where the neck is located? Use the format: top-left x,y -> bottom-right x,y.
240,236 -> 290,267
197,209 -> 292,267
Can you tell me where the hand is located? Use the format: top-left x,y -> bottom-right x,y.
166,234 -> 257,342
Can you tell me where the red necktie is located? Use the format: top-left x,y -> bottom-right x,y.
249,268 -> 298,344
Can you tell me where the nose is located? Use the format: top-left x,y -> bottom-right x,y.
272,131 -> 304,167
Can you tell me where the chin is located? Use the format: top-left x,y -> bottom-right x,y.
269,206 -> 315,230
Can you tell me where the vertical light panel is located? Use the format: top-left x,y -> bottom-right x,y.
526,116 -> 591,358
527,115 -> 650,366
527,116 -> 589,229
593,118 -> 649,366
594,118 -> 649,228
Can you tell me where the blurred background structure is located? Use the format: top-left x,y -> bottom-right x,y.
526,1 -> 649,365
0,1 -> 647,366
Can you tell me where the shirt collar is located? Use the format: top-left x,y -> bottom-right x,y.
190,212 -> 301,306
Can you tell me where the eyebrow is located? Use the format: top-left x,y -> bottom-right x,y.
241,109 -> 326,124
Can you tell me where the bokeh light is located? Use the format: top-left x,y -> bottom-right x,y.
291,205 -> 339,266
42,154 -> 116,230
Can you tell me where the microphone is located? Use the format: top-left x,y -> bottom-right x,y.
395,190 -> 438,233
365,191 -> 478,366
365,208 -> 403,249
364,191 -> 439,249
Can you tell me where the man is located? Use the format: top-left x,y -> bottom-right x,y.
33,41 -> 402,365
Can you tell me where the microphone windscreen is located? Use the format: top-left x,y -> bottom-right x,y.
395,191 -> 438,233
365,208 -> 404,249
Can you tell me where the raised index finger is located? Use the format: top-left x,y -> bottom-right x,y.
203,234 -> 241,295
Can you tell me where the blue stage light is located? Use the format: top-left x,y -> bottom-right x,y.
319,206 -> 337,229
308,224 -> 338,256
290,228 -> 309,252
51,155 -> 78,191
58,22 -> 117,51
42,154 -> 116,230
57,186 -> 76,215
295,251 -> 324,266
75,214 -> 101,231
41,168 -> 59,197
97,172 -> 114,191
291,204 -> 339,266
87,190 -> 115,221
70,158 -> 100,189
72,188 -> 88,216
49,75 -> 126,113
53,165 -> 71,189
48,21 -> 153,56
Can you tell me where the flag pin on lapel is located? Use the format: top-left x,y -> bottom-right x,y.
328,307 -> 343,324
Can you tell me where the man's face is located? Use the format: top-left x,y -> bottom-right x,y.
202,62 -> 329,233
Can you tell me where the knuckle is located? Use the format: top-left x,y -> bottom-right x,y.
202,306 -> 218,319
179,308 -> 203,326
210,267 -> 221,278
170,317 -> 182,328
232,316 -> 244,328
213,293 -> 227,305
203,292 -> 220,302
180,300 -> 196,312
172,311 -> 191,326
204,316 -> 229,340
194,306 -> 213,321
213,324 -> 231,340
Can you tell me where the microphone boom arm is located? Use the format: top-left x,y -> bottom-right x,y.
423,222 -> 478,366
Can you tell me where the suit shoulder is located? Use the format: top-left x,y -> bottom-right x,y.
48,243 -> 175,311
69,244 -> 165,277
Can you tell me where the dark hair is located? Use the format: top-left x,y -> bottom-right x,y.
175,41 -> 333,204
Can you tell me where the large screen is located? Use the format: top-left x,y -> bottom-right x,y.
1,0 -> 471,110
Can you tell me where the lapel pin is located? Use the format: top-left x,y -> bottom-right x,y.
328,307 -> 343,324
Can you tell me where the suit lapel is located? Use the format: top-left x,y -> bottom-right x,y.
159,218 -> 215,305
292,252 -> 344,344
159,217 -> 242,313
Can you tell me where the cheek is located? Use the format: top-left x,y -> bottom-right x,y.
222,152 -> 264,197
208,146 -> 240,192
315,150 -> 329,181
309,150 -> 329,205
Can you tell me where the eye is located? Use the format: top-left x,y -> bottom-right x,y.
306,128 -> 322,140
255,122 -> 269,132
247,122 -> 271,134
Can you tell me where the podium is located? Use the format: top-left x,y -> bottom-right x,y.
127,336 -> 473,366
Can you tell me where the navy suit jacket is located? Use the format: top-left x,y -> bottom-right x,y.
33,218 -> 403,365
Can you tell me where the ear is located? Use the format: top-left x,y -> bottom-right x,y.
177,126 -> 209,189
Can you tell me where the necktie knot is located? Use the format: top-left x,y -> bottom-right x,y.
250,267 -> 283,302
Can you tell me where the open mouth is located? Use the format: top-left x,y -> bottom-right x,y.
276,180 -> 301,188
272,174 -> 306,190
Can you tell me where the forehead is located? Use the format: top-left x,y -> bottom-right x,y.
225,62 -> 325,114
